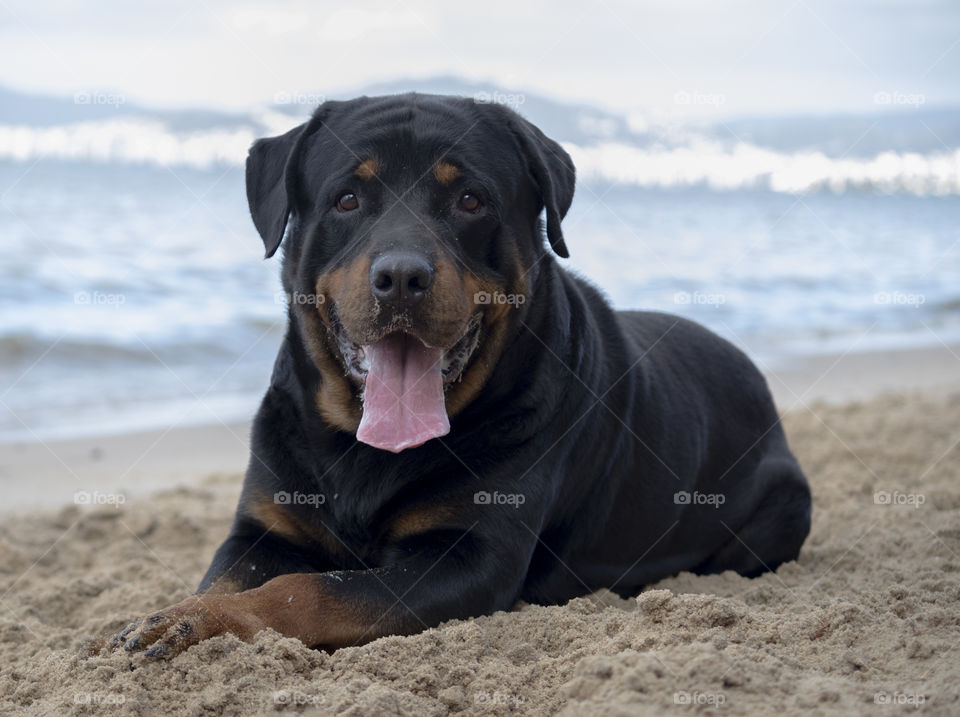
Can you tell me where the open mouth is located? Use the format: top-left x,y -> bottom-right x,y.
332,313 -> 482,387
329,314 -> 482,453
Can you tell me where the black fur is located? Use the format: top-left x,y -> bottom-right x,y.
199,93 -> 812,642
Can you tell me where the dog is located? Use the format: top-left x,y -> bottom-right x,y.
109,93 -> 811,658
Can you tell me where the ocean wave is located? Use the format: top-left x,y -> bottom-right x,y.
0,332 -> 242,368
564,140 -> 960,196
0,119 -> 259,170
1,118 -> 958,196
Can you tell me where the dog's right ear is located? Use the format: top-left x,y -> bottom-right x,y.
503,112 -> 576,259
246,114 -> 323,259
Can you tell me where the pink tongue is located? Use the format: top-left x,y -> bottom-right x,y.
356,334 -> 450,452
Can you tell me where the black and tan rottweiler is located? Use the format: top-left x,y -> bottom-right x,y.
109,94 -> 811,658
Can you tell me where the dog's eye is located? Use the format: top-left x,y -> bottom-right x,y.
458,193 -> 482,213
336,193 -> 359,212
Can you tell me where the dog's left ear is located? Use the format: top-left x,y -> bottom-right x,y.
246,112 -> 325,259
508,115 -> 576,258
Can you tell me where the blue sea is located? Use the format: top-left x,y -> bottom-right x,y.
1,88 -> 958,441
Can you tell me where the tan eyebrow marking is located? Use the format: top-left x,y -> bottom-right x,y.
433,161 -> 460,185
354,158 -> 379,180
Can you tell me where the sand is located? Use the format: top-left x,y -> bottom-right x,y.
0,421 -> 252,512
2,366 -> 960,713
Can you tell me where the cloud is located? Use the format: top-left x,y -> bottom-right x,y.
0,0 -> 957,115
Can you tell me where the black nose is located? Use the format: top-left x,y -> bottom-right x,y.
369,251 -> 435,307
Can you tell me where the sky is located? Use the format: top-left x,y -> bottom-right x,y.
0,0 -> 958,118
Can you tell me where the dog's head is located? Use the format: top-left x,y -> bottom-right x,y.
246,94 -> 575,452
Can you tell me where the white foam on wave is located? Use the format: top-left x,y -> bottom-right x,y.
564,139 -> 960,196
1,118 -> 958,196
0,119 -> 258,169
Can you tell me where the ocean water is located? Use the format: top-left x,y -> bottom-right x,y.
0,99 -> 958,441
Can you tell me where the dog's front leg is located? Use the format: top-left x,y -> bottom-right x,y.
112,531 -> 526,658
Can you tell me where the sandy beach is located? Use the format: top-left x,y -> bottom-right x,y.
1,343 -> 958,715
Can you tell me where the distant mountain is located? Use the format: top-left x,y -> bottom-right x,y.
0,85 -> 254,131
2,77 -> 958,155
275,75 -> 960,156
285,75 -> 640,147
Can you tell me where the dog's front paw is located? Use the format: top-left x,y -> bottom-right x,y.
109,594 -> 266,659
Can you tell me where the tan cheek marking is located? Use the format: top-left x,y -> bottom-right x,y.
315,267 -> 344,325
314,257 -> 372,329
434,162 -> 460,185
444,243 -> 530,417
463,273 -> 512,326
306,258 -> 374,433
